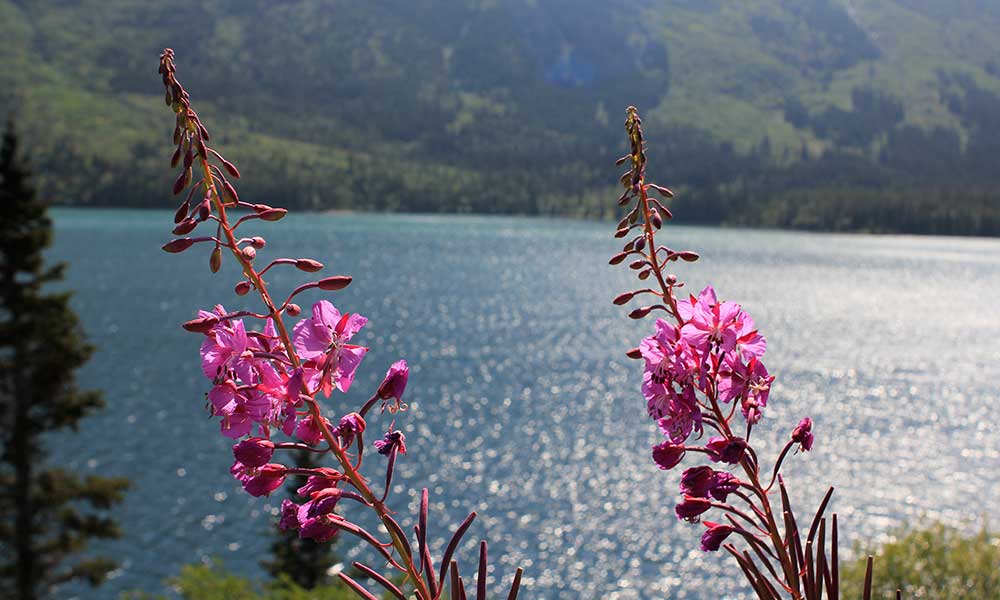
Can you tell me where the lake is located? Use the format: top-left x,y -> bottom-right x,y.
49,208 -> 1000,599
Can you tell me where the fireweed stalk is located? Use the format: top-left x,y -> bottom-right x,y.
610,107 -> 893,600
156,49 -> 522,600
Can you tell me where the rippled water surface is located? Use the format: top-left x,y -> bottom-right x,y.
50,209 -> 1000,599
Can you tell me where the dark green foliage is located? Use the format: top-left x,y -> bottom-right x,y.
0,121 -> 129,599
262,449 -> 337,589
841,523 -> 1000,599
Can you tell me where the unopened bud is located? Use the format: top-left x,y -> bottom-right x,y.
634,236 -> 646,252
172,218 -> 197,235
173,200 -> 190,224
162,238 -> 195,253
209,246 -> 222,273
259,208 -> 287,221
196,137 -> 207,159
678,251 -> 700,262
170,146 -> 182,168
317,276 -> 352,291
221,179 -> 239,205
613,291 -> 636,305
220,158 -> 240,179
617,190 -> 631,205
235,280 -> 252,296
182,148 -> 194,170
625,347 -> 643,359
665,274 -> 678,285
250,236 -> 266,249
295,259 -> 324,273
650,210 -> 663,229
629,306 -> 653,319
614,227 -> 630,238
285,303 -> 301,316
629,260 -> 645,270
648,184 -> 674,198
182,314 -> 219,333
252,204 -> 272,214
638,269 -> 651,280
172,169 -> 190,195
198,199 -> 211,221
241,246 -> 257,261
609,252 -> 628,266
615,155 -> 629,166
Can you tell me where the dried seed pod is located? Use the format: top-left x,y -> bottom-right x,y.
209,246 -> 222,273
317,276 -> 352,291
162,238 -> 195,253
295,258 -> 324,272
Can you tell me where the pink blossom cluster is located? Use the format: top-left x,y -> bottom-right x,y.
157,48 -> 521,600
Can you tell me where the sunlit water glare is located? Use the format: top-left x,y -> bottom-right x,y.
49,209 -> 1000,599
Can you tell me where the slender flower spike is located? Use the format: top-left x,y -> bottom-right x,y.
792,417 -> 814,452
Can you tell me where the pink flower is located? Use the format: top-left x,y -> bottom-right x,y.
675,496 -> 712,522
680,467 -> 740,502
718,356 -> 773,424
231,462 -> 286,497
335,412 -> 366,446
792,417 -> 814,452
279,499 -> 300,530
296,488 -> 343,542
292,301 -> 368,396
679,286 -> 742,354
651,441 -> 686,470
296,467 -> 344,497
655,387 -> 703,443
200,316 -> 257,383
700,521 -> 736,551
295,414 -> 332,446
208,381 -> 270,438
374,429 -> 406,456
377,360 -> 409,412
232,437 -> 275,468
705,436 -> 748,464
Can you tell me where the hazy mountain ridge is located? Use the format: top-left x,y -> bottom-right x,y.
2,0 -> 999,233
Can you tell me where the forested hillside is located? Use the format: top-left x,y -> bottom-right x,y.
2,0 -> 1000,234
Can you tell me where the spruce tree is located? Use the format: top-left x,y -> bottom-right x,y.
0,120 -> 130,599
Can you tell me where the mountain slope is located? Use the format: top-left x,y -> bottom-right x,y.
2,0 -> 999,232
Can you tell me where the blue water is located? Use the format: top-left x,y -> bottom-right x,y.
48,209 -> 1000,599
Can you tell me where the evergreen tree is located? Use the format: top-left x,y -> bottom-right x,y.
0,120 -> 130,599
261,448 -> 338,589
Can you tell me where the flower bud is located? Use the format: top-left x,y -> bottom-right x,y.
609,252 -> 628,266
198,199 -> 211,221
209,246 -> 222,273
172,218 -> 197,235
648,184 -> 674,198
650,210 -> 663,229
628,260 -> 645,270
665,274 -> 677,285
675,496 -> 712,522
705,437 -> 748,464
250,236 -> 266,249
638,269 -> 651,280
241,246 -> 256,261
233,437 -> 275,468
182,148 -> 194,170
634,236 -> 646,252
678,251 -> 700,262
614,227 -> 630,238
629,306 -> 652,319
613,291 -> 636,305
285,303 -> 301,316
182,314 -> 219,333
615,154 -> 629,166
241,463 -> 286,497
173,199 -> 190,224
221,179 -> 239,205
317,276 -> 352,291
791,417 -> 814,452
625,347 -> 642,359
170,145 -> 182,168
259,208 -> 287,221
220,157 -> 240,179
235,280 -> 252,296
295,258 -> 324,272
196,136 -> 207,159
172,169 -> 189,195
700,522 -> 735,552
162,237 -> 195,253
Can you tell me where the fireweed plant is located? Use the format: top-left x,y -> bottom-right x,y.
610,107 -> 894,600
155,49 -> 522,600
